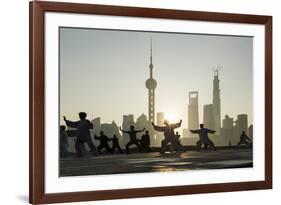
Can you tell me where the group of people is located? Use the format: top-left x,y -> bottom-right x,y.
94,132 -> 122,154
60,112 -> 152,157
93,128 -> 152,155
60,112 -> 252,158
120,126 -> 151,154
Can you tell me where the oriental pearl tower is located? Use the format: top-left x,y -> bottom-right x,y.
145,38 -> 157,123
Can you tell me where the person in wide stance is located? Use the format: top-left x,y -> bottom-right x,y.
152,119 -> 182,153
120,125 -> 145,154
237,131 -> 252,148
94,131 -> 113,154
64,112 -> 97,157
190,124 -> 216,151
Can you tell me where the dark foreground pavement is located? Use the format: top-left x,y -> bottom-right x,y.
60,148 -> 253,176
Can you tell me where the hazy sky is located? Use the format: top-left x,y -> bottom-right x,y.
59,27 -> 253,128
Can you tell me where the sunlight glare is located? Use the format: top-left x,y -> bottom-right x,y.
166,113 -> 177,123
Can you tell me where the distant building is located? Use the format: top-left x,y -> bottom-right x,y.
145,38 -> 157,123
234,114 -> 248,144
91,117 -> 101,146
188,91 -> 199,131
203,104 -> 215,130
155,112 -> 165,146
156,112 -> 165,126
212,69 -> 221,136
122,114 -> 134,130
100,121 -> 121,138
221,115 -> 234,145
236,114 -> 248,134
91,117 -> 101,136
135,113 -> 148,129
248,124 -> 253,140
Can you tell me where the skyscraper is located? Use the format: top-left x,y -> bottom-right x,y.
156,112 -> 165,146
235,114 -> 248,135
248,124 -> 253,139
122,114 -> 135,145
213,69 -> 221,135
221,115 -> 234,145
156,112 -> 165,126
145,38 -> 157,123
231,114 -> 248,144
203,104 -> 215,130
91,117 -> 101,136
188,91 -> 199,130
122,114 -> 134,130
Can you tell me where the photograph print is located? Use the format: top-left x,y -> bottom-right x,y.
59,27 -> 253,177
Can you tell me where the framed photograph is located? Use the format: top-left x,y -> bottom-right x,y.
29,1 -> 272,204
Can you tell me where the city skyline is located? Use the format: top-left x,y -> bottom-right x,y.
60,27 -> 253,130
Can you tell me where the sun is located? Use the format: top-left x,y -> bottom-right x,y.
165,113 -> 177,123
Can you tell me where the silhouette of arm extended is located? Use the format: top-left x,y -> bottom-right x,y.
64,117 -> 79,128
136,128 -> 145,133
170,120 -> 182,129
151,123 -> 165,132
206,129 -> 216,134
119,127 -> 130,134
94,135 -> 100,140
189,129 -> 200,134
189,130 -> 200,134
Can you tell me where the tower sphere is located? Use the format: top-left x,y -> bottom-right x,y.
146,78 -> 157,89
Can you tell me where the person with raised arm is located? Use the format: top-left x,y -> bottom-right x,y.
64,112 -> 97,157
120,125 -> 145,154
152,119 -> 182,153
190,123 -> 216,151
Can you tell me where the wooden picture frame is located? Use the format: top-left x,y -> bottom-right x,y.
29,1 -> 272,204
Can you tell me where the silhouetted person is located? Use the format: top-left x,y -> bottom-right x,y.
120,125 -> 144,154
152,119 -> 182,153
64,112 -> 97,157
190,124 -> 216,151
60,125 -> 69,157
110,135 -> 123,154
237,131 -> 251,147
140,130 -> 151,153
94,131 -> 113,154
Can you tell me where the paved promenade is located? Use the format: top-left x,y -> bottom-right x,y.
60,148 -> 253,176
